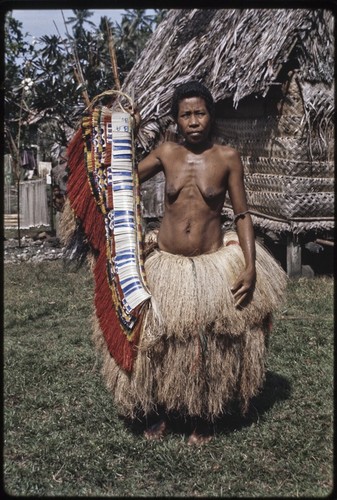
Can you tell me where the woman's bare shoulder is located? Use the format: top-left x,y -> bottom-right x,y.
215,143 -> 240,158
155,140 -> 183,158
213,144 -> 242,169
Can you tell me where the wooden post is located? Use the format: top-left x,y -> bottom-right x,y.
286,233 -> 302,277
49,171 -> 54,233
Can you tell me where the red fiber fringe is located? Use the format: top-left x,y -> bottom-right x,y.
66,129 -> 138,372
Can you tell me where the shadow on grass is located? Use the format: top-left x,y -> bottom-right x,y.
215,370 -> 292,435
119,370 -> 291,439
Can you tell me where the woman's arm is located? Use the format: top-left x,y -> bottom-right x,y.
227,149 -> 256,307
138,148 -> 163,183
130,107 -> 163,183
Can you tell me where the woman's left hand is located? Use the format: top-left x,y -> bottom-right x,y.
231,267 -> 256,308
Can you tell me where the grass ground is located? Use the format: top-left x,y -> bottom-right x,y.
3,260 -> 334,497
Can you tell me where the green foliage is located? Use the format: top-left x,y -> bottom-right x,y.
4,261 -> 334,497
4,13 -> 38,154
4,9 -> 166,153
114,9 -> 167,78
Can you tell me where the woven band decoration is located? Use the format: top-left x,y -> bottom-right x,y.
66,90 -> 151,372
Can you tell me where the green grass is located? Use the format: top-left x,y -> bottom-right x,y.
4,261 -> 334,497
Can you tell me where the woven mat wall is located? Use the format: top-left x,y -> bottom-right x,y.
216,114 -> 334,221
215,70 -> 334,223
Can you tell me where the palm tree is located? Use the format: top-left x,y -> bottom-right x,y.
65,9 -> 95,38
114,9 -> 166,77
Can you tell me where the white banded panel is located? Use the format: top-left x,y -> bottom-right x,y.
110,112 -> 151,313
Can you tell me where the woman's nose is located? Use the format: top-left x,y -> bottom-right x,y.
189,114 -> 198,125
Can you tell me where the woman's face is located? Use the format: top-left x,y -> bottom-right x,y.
176,96 -> 212,146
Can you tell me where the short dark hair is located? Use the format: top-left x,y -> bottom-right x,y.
170,80 -> 215,121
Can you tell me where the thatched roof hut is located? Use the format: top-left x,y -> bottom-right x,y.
122,8 -> 334,237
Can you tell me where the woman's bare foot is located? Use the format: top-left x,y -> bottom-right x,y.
187,419 -> 213,446
144,419 -> 168,441
187,430 -> 212,446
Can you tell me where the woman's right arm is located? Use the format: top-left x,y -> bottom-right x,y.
138,146 -> 164,183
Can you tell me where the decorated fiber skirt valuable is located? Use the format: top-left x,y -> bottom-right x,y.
63,105 -> 151,373
93,230 -> 287,421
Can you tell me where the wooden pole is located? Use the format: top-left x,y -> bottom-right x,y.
286,233 -> 302,278
50,171 -> 55,233
58,13 -> 91,108
7,129 -> 21,246
315,238 -> 334,247
106,19 -> 121,91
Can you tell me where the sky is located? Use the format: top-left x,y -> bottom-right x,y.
10,9 -> 130,43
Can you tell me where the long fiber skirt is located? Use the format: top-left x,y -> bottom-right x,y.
93,231 -> 287,421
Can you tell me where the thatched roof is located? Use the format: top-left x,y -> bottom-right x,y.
122,8 -> 334,152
